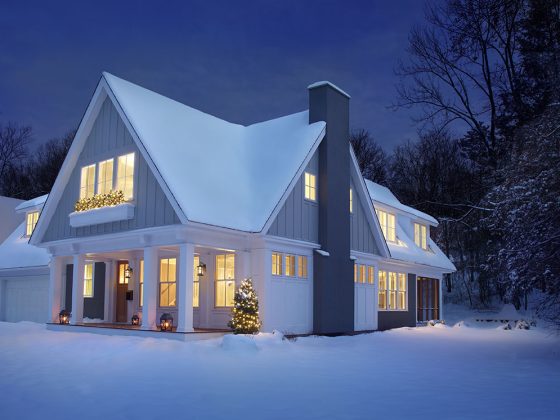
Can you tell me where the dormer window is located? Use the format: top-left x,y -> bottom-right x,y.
376,209 -> 396,242
25,211 -> 39,236
304,172 -> 317,201
414,223 -> 428,250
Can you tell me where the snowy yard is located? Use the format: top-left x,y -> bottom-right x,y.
0,320 -> 559,420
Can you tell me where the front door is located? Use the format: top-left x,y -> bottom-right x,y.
116,261 -> 129,322
417,277 -> 440,322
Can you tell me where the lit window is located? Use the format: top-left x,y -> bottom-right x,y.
414,223 -> 428,250
25,211 -> 39,237
378,270 -> 407,311
304,172 -> 317,201
80,164 -> 96,199
139,260 -> 144,307
297,256 -> 308,278
159,258 -> 177,307
359,265 -> 366,283
285,255 -> 296,277
215,254 -> 235,307
378,271 -> 387,310
272,252 -> 283,276
376,209 -> 396,242
117,152 -> 135,200
118,263 -> 129,285
350,188 -> 353,213
368,266 -> 374,284
193,255 -> 200,308
83,263 -> 94,298
354,263 -> 358,283
97,158 -> 114,195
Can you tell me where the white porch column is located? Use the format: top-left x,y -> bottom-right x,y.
48,256 -> 64,323
103,261 -> 111,322
177,243 -> 194,333
70,254 -> 85,324
142,247 -> 158,330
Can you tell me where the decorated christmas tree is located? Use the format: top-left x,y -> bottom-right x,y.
228,278 -> 261,334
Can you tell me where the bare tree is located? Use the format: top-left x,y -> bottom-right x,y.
350,129 -> 387,183
394,0 -> 525,168
0,122 -> 31,188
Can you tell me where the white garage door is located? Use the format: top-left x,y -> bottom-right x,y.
4,276 -> 48,323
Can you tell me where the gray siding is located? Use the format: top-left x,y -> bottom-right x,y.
64,262 -> 105,320
377,273 -> 417,330
350,179 -> 379,255
266,150 -> 319,243
43,97 -> 181,242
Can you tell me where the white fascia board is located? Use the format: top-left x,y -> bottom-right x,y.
372,200 -> 438,227
260,125 -> 325,234
315,249 -> 330,257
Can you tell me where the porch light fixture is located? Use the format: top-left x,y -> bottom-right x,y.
159,313 -> 173,332
59,309 -> 70,324
197,262 -> 206,277
124,266 -> 133,280
131,314 -> 140,326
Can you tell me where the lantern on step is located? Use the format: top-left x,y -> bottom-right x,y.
131,314 -> 140,326
59,309 -> 70,324
197,262 -> 206,277
159,313 -> 173,332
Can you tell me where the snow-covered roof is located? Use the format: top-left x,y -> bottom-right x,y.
15,194 -> 48,212
365,180 -> 438,225
0,221 -> 50,270
102,73 -> 326,232
307,81 -> 351,99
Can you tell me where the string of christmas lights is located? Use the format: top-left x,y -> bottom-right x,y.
75,190 -> 125,212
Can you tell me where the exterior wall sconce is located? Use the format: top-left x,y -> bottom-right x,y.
160,313 -> 173,332
124,266 -> 133,280
197,262 -> 206,277
59,309 -> 70,324
131,314 -> 140,326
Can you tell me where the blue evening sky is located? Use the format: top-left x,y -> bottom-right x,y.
0,0 -> 427,152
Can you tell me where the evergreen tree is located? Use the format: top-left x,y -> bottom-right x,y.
228,279 -> 261,334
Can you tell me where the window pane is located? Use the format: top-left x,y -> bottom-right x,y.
225,254 -> 235,279
360,265 -> 366,283
160,283 -> 168,307
216,255 -> 225,280
169,282 -> 176,307
117,153 -> 134,200
80,164 -> 96,199
226,281 -> 235,307
389,291 -> 397,309
285,255 -> 295,276
389,272 -> 397,290
272,253 -> 282,276
378,291 -> 386,310
298,256 -> 307,278
97,159 -> 114,195
378,271 -> 387,290
304,172 -> 316,201
398,291 -> 406,310
168,258 -> 177,282
139,260 -> 144,307
398,273 -> 407,291
193,282 -> 199,308
354,264 -> 357,283
160,259 -> 168,282
215,281 -> 225,307
368,266 -> 374,284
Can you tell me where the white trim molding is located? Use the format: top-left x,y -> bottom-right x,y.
69,203 -> 135,228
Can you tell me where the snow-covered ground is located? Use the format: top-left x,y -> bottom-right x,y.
0,319 -> 558,420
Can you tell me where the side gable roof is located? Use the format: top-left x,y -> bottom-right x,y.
32,73 -> 325,244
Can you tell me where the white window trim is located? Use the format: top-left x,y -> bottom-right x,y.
414,222 -> 428,250
159,257 -> 177,308
79,151 -> 136,201
304,172 -> 317,202
25,211 -> 39,237
83,262 -> 95,298
378,270 -> 408,311
272,251 -> 308,281
215,253 -> 235,308
376,209 -> 397,243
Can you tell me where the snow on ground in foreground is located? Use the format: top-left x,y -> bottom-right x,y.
0,321 -> 558,420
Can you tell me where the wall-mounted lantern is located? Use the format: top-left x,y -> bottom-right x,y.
124,266 -> 133,280
131,314 -> 140,326
160,313 -> 173,332
197,262 -> 206,277
59,309 -> 70,324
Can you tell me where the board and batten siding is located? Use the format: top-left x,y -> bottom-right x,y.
43,97 -> 181,242
350,178 -> 379,255
266,151 -> 319,243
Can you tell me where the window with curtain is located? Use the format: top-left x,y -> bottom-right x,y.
25,211 -> 39,237
215,253 -> 235,307
159,257 -> 177,307
83,263 -> 94,298
80,164 -> 96,199
116,152 -> 135,200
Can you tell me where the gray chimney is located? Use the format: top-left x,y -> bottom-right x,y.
308,81 -> 354,334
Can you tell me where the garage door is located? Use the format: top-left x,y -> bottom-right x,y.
4,276 -> 48,323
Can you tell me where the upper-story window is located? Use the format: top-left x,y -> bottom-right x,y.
117,152 -> 135,200
349,188 -> 353,213
376,209 -> 396,242
80,164 -> 96,199
304,172 -> 317,201
414,223 -> 428,250
97,158 -> 114,195
25,211 -> 39,237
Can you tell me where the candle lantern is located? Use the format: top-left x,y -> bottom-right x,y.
59,309 -> 70,324
131,314 -> 140,326
159,313 -> 173,332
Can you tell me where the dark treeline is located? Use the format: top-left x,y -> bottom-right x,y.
352,0 -> 560,326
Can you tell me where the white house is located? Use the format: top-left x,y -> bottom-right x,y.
18,73 -> 454,334
0,195 -> 51,322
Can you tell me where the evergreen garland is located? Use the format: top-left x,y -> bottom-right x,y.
228,278 -> 261,334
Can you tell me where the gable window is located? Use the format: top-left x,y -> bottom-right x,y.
297,256 -> 308,278
376,209 -> 396,242
97,158 -> 114,195
304,172 -> 317,201
368,266 -> 374,284
378,270 -> 407,311
80,164 -> 96,199
285,255 -> 296,277
83,263 -> 94,298
350,188 -> 353,213
272,252 -> 283,276
414,223 -> 428,250
139,260 -> 144,307
25,211 -> 39,237
193,255 -> 200,308
117,152 -> 135,200
215,253 -> 235,307
159,257 -> 177,307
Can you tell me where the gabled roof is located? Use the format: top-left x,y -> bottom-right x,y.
32,73 -> 326,243
365,180 -> 438,226
15,194 -> 48,213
